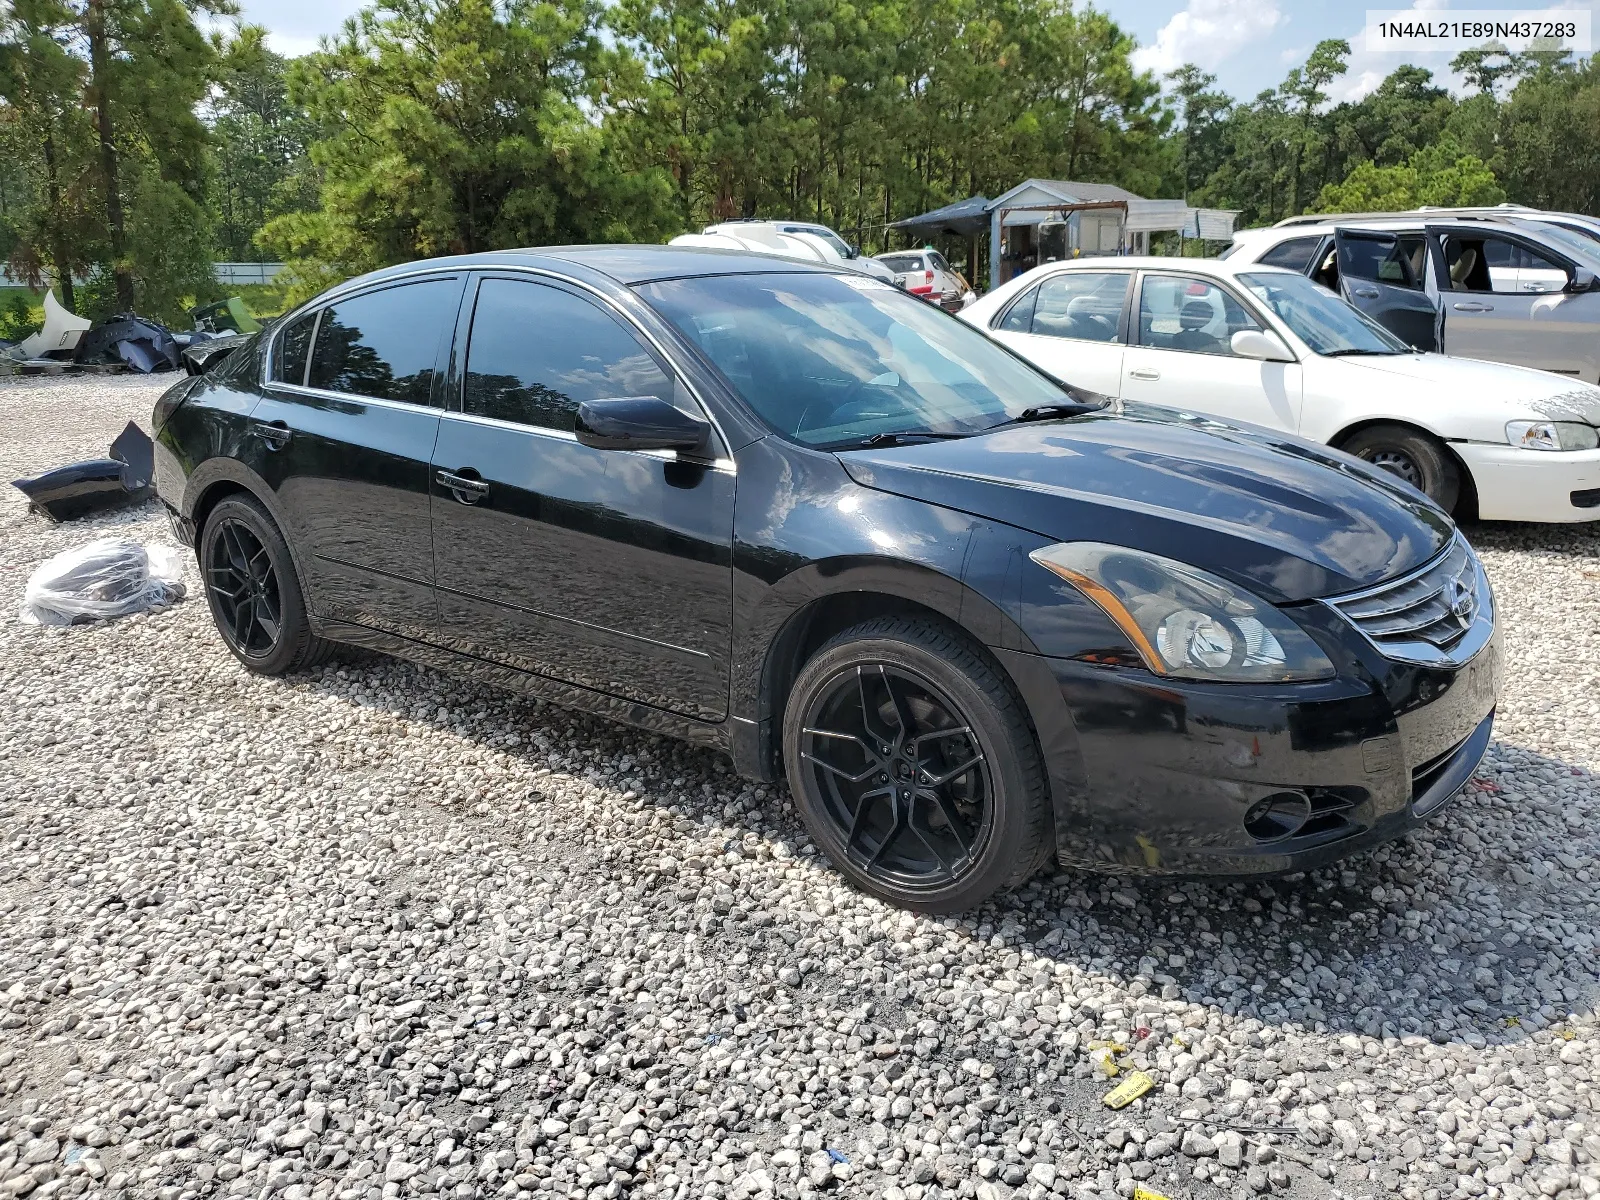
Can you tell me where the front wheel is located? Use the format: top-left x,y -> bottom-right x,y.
782,617 -> 1052,912
1340,424 -> 1460,513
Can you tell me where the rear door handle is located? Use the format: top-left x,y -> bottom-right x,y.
436,468 -> 489,504
1452,302 -> 1493,312
250,420 -> 293,450
1128,367 -> 1160,381
1352,285 -> 1381,299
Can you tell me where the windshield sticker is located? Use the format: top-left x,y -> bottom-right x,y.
837,273 -> 894,291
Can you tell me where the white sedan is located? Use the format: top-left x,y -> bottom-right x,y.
961,257 -> 1600,522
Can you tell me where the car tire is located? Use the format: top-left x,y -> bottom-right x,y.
200,494 -> 337,676
1340,424 -> 1460,513
782,616 -> 1052,912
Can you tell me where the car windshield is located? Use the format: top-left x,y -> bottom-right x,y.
1239,271 -> 1410,356
637,272 -> 1076,447
1527,222 -> 1600,266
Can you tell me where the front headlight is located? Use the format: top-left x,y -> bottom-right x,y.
1506,420 -> 1600,451
1030,543 -> 1336,682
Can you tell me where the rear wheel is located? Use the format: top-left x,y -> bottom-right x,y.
1340,423 -> 1460,513
782,617 -> 1051,912
200,494 -> 336,675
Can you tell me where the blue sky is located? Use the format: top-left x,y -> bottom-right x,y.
237,0 -> 1600,102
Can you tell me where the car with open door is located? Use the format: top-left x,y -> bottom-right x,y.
1226,217 -> 1600,383
154,245 -> 1500,911
962,256 -> 1600,522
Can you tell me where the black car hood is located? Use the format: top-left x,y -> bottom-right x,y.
838,406 -> 1454,603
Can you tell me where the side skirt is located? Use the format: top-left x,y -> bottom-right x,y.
315,617 -> 733,756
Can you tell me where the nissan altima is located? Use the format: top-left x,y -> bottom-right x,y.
151,247 -> 1500,912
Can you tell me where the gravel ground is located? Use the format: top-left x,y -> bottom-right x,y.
1,373 -> 1598,1200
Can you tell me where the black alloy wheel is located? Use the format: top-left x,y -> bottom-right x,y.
1340,423 -> 1461,514
800,663 -> 993,886
199,494 -> 336,675
207,517 -> 282,659
783,617 -> 1052,912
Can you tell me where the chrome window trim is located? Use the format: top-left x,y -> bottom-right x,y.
438,408 -> 735,474
264,261 -> 735,465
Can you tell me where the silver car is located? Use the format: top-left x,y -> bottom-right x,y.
1225,215 -> 1600,384
873,249 -> 972,312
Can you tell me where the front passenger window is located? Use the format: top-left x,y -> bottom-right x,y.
463,279 -> 675,433
1139,275 -> 1262,357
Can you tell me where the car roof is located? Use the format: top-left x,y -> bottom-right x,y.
320,244 -> 839,297
1014,256 -> 1299,280
1248,215 -> 1530,238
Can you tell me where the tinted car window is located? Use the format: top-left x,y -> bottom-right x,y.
1138,275 -> 1261,356
1258,237 -> 1322,273
878,254 -> 922,273
463,278 -> 674,432
307,280 -> 456,402
272,312 -> 315,385
1029,272 -> 1128,343
1337,236 -> 1420,289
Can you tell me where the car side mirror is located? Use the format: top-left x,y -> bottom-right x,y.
1567,267 -> 1600,293
1230,329 -> 1295,362
574,396 -> 709,454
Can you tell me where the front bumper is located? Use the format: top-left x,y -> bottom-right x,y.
1454,442 -> 1600,522
1001,624 -> 1502,876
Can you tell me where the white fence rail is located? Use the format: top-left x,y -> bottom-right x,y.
1,263 -> 287,288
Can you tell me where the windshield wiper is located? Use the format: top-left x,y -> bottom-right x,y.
1321,348 -> 1406,357
844,430 -> 972,449
984,400 -> 1103,431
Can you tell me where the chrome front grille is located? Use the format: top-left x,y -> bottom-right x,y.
1325,537 -> 1493,666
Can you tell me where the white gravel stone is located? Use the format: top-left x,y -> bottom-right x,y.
1,375 -> 1598,1200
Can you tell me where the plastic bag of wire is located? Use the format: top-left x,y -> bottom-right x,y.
19,538 -> 187,627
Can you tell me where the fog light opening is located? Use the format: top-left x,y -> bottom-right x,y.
1244,791 -> 1312,844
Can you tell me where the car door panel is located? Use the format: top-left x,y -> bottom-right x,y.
249,276 -> 463,640
1122,272 -> 1303,431
1332,229 -> 1439,351
429,274 -> 735,721
1430,226 -> 1599,379
986,271 -> 1130,394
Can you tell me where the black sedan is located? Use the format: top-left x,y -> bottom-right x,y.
151,247 -> 1500,912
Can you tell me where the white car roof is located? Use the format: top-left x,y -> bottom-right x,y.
997,256 -> 1301,282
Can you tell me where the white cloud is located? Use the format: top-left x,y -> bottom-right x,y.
1132,0 -> 1286,77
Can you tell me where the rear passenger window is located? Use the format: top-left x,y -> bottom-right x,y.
272,312 -> 315,385
306,279 -> 458,403
463,279 -> 675,433
1257,237 -> 1322,273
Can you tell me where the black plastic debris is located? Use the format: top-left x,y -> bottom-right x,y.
74,314 -> 181,373
181,333 -> 252,376
12,421 -> 156,521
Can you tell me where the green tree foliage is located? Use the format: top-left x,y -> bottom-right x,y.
259,0 -> 677,299
0,0 -> 230,322
205,26 -> 317,262
1312,143 -> 1505,214
599,0 -> 1170,247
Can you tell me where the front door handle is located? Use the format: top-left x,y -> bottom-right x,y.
436,468 -> 489,504
1128,367 -> 1160,381
1352,285 -> 1381,299
1452,302 -> 1494,312
250,420 -> 293,450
